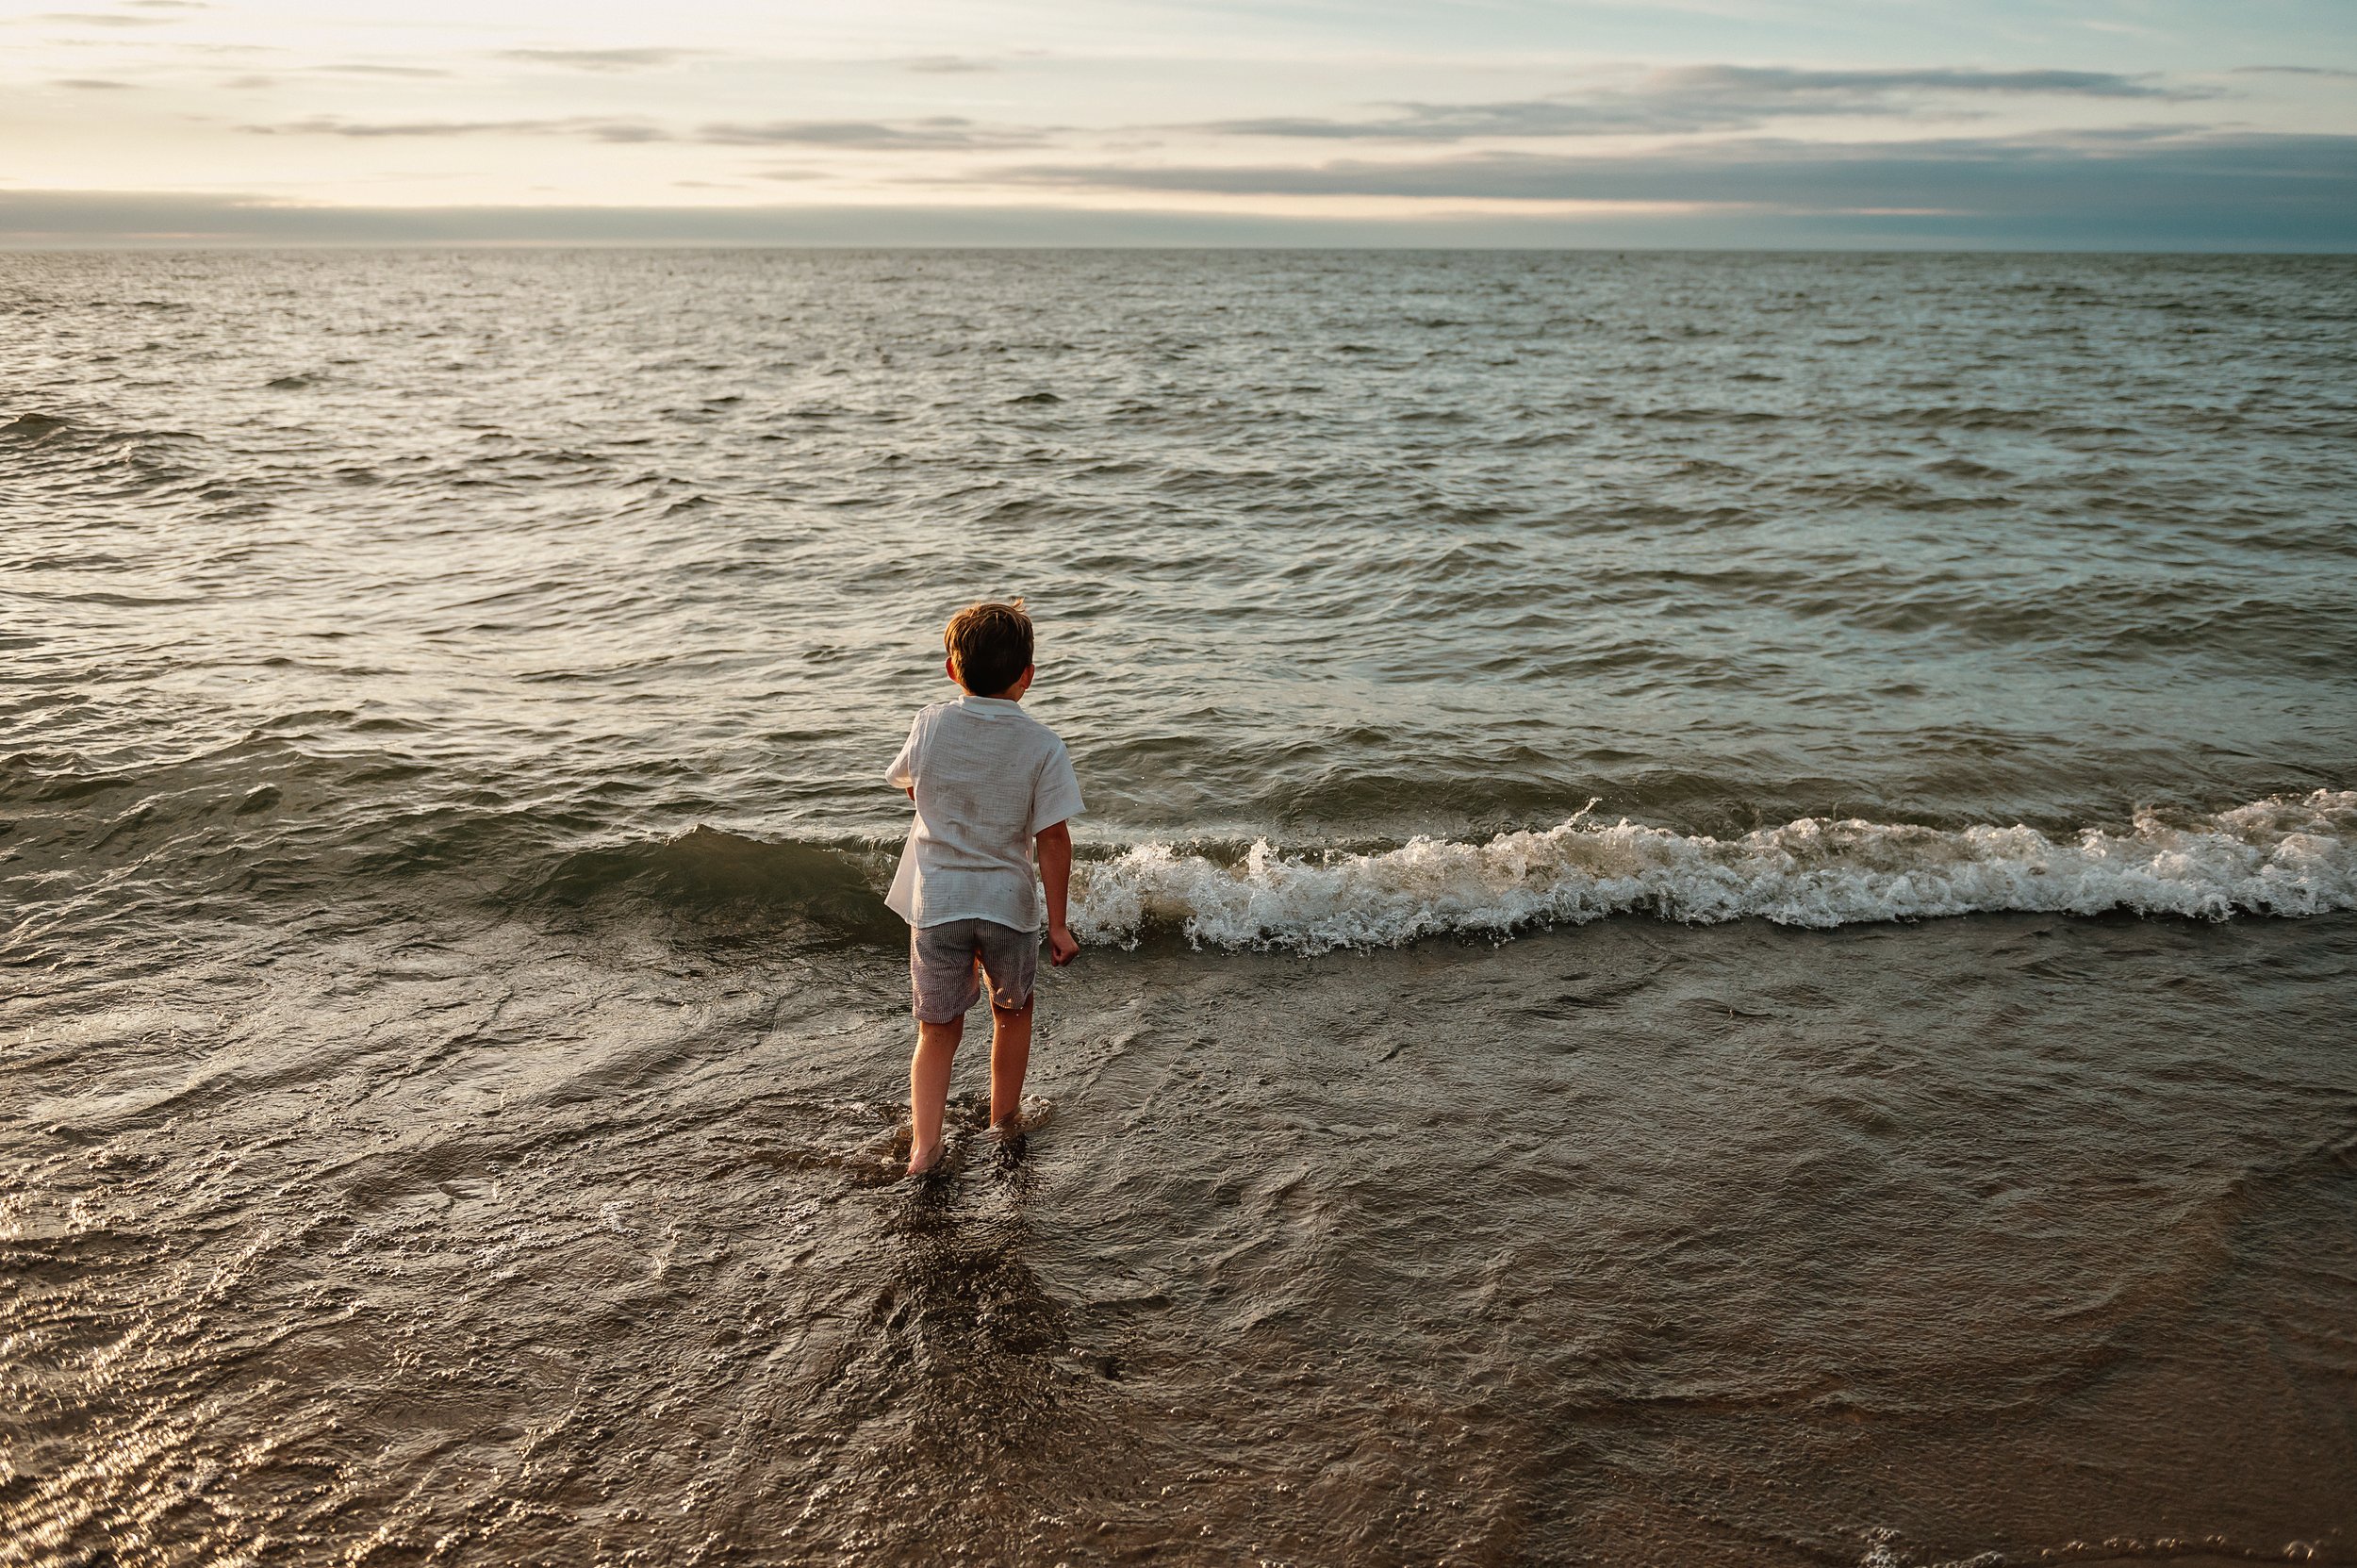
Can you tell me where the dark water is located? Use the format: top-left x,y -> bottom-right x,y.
4,250 -> 2355,1565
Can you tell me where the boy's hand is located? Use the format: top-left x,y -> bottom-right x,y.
1047,924 -> 1080,966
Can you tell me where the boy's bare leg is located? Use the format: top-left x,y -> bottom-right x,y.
988,999 -> 1032,1130
908,1016 -> 964,1176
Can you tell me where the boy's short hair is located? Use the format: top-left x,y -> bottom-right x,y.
944,600 -> 1034,696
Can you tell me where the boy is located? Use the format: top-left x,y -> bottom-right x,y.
884,600 -> 1082,1179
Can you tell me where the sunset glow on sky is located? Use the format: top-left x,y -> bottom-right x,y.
4,0 -> 2352,244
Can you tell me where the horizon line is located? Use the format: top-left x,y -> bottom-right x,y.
8,239 -> 2356,254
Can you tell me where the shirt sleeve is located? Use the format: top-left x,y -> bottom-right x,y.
1028,739 -> 1084,835
885,715 -> 921,790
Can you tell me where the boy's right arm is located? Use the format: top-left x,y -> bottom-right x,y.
886,715 -> 922,799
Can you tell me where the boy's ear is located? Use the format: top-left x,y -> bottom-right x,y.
944,654 -> 960,686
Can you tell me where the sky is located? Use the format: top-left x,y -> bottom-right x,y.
3,0 -> 2354,246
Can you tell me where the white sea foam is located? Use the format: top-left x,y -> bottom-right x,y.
1069,791 -> 2357,953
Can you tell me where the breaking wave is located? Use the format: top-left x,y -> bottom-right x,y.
10,732 -> 2349,957
1068,791 -> 2357,953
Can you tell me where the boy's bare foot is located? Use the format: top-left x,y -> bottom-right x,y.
906,1140 -> 943,1179
991,1096 -> 1055,1139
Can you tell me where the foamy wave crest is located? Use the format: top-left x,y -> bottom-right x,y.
1070,791 -> 2357,952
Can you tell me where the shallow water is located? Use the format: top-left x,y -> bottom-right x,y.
8,911 -> 2355,1565
4,249 -> 2356,1564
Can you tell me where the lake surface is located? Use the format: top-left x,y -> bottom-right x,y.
5,249 -> 2354,1564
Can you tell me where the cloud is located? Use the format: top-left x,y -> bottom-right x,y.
1195,65 -> 2207,142
497,47 -> 694,71
55,77 -> 135,89
317,63 -> 451,77
996,131 -> 2357,235
239,116 -> 668,143
577,123 -> 668,144
903,56 -> 995,74
126,1 -> 206,8
3,184 -> 2352,250
0,190 -> 1420,245
37,10 -> 173,25
2232,65 -> 2357,78
696,117 -> 1046,150
1689,65 -> 2185,96
234,112 -> 1044,150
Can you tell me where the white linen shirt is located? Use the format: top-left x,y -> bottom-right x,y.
884,695 -> 1084,932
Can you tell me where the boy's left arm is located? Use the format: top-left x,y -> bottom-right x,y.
1029,740 -> 1084,966
1036,821 -> 1077,966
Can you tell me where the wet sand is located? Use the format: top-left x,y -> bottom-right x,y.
6,911 -> 2355,1565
